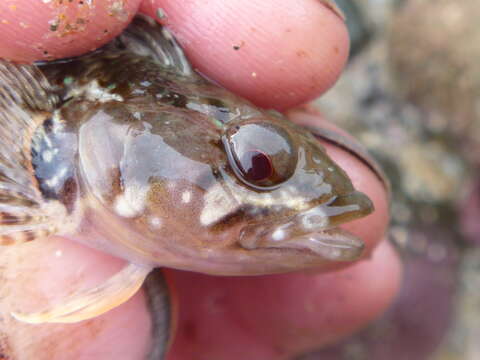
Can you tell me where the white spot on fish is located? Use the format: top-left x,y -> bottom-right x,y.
113,185 -> 147,218
69,80 -> 124,103
181,191 -> 192,204
271,228 -> 286,241
114,195 -> 137,218
148,216 -> 162,229
42,149 -> 54,163
201,184 -> 239,226
45,166 -> 68,188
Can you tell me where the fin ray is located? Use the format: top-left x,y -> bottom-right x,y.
0,60 -> 62,245
116,15 -> 196,78
12,263 -> 152,324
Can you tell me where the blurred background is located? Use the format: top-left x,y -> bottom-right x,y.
300,0 -> 480,359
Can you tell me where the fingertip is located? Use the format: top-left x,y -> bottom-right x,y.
297,241 -> 402,351
350,240 -> 403,315
141,0 -> 350,110
0,237 -> 152,359
300,241 -> 402,349
0,0 -> 141,62
261,240 -> 402,354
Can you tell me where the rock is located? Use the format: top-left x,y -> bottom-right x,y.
388,0 -> 480,165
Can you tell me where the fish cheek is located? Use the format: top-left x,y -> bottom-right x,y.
137,176 -> 247,255
136,180 -> 213,249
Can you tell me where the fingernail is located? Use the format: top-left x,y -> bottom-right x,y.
144,270 -> 172,360
319,0 -> 346,22
306,125 -> 391,197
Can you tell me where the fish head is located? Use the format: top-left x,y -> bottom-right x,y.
206,114 -> 374,272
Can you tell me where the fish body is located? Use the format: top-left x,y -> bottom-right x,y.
0,16 -> 373,324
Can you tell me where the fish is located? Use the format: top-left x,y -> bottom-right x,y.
0,15 -> 374,326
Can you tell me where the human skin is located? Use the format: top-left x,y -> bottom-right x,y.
0,1 -> 400,359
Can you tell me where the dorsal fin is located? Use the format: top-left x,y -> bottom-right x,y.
0,60 -> 63,245
114,15 -> 195,77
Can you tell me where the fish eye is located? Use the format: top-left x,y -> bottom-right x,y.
237,150 -> 273,182
223,122 -> 297,189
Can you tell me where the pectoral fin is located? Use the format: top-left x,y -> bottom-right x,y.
0,60 -> 65,246
12,263 -> 152,324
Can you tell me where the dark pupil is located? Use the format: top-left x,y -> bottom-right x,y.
239,150 -> 273,182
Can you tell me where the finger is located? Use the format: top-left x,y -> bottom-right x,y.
288,108 -> 390,259
166,241 -> 401,360
0,0 -> 141,62
141,0 -> 350,110
0,237 -> 154,360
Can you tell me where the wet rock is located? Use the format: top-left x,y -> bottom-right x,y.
389,0 -> 480,166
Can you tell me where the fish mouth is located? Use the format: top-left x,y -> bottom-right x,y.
238,191 -> 373,262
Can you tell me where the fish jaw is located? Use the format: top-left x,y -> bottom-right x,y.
240,227 -> 365,262
238,190 -> 373,262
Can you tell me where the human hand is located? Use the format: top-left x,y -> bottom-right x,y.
0,1 -> 399,359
